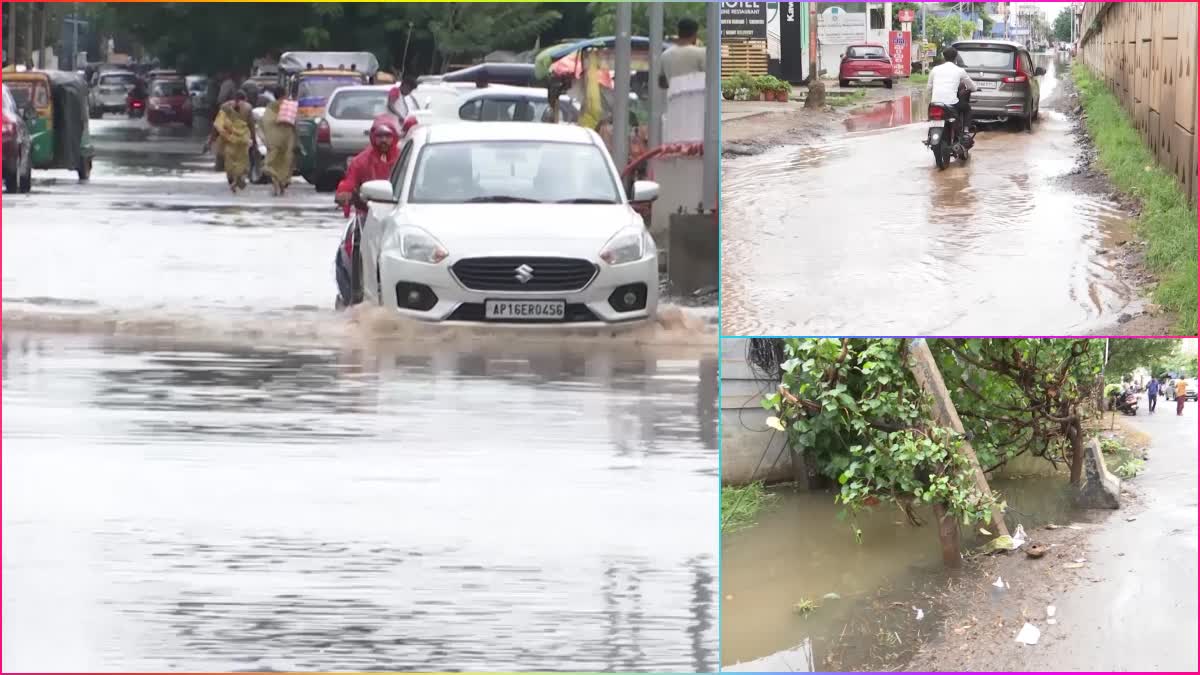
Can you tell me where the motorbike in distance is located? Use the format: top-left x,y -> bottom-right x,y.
126,91 -> 146,119
1111,389 -> 1140,416
923,102 -> 974,170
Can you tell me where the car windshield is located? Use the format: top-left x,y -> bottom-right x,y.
329,90 -> 390,120
99,73 -> 136,88
479,98 -> 548,122
5,81 -> 47,109
957,49 -> 1015,69
847,46 -> 887,59
152,80 -> 187,97
298,75 -> 363,102
409,140 -> 621,205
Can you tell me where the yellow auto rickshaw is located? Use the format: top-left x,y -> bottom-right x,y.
1,67 -> 94,180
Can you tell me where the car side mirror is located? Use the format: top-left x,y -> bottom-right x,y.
631,180 -> 659,204
1034,66 -> 1047,77
361,179 -> 396,204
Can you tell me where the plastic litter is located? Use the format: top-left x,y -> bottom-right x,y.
1073,557 -> 1087,563
1046,605 -> 1057,618
992,576 -> 1009,588
1015,622 -> 1041,645
979,527 -> 992,535
1064,562 -> 1085,569
913,607 -> 925,621
822,592 -> 841,601
1012,524 -> 1027,548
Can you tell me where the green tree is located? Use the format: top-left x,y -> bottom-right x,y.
587,2 -> 707,38
1105,339 -> 1179,381
1053,7 -> 1073,43
925,14 -> 974,53
763,339 -> 1001,536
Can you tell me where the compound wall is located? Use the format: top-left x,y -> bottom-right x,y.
1078,1 -> 1199,202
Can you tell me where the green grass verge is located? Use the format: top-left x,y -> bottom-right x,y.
909,72 -> 929,85
828,89 -> 868,107
1072,63 -> 1197,333
721,482 -> 777,533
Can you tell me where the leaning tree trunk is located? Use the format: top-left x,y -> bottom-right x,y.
933,503 -> 962,568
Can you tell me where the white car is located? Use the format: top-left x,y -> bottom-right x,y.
356,122 -> 660,326
315,85 -> 396,184
88,70 -> 137,117
456,86 -> 580,124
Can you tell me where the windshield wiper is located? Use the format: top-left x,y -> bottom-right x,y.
555,197 -> 619,204
465,195 -> 542,203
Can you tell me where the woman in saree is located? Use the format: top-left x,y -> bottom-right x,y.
261,86 -> 296,196
207,90 -> 254,193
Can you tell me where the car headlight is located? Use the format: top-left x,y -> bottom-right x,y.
398,227 -> 449,264
599,227 -> 652,265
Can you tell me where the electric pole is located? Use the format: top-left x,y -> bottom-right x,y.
7,3 -> 18,67
25,0 -> 35,66
38,2 -> 48,69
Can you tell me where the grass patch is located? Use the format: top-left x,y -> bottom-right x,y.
828,89 -> 869,107
909,72 -> 929,85
1072,63 -> 1198,333
721,481 -> 777,533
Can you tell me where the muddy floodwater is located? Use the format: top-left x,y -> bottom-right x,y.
2,118 -> 718,671
722,57 -> 1137,335
721,477 -> 1085,670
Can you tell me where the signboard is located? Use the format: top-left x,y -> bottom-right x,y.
721,2 -> 768,41
898,9 -> 916,23
817,9 -> 866,44
889,31 -> 912,77
779,1 -> 806,83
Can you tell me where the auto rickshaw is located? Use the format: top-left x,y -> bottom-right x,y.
277,51 -> 379,188
1,68 -> 94,180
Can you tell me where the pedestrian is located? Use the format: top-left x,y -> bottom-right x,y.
261,86 -> 296,196
207,90 -> 255,193
1147,377 -> 1159,413
658,17 -> 706,90
1175,378 -> 1188,416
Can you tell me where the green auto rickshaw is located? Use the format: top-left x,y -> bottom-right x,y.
2,68 -> 95,180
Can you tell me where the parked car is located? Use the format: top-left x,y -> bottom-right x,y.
312,84 -> 396,191
838,44 -> 896,88
951,39 -> 1045,131
2,83 -> 33,193
88,69 -> 137,117
456,85 -> 579,124
146,78 -> 193,127
354,122 -> 660,326
1166,378 -> 1198,401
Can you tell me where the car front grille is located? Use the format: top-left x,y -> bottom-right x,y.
451,257 -> 598,292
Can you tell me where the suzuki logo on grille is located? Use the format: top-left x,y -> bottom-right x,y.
514,264 -> 535,284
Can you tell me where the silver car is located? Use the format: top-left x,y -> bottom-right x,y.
953,40 -> 1045,131
89,70 -> 137,117
314,84 -> 396,188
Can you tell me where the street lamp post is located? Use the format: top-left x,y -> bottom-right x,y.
703,0 -> 719,211
648,2 -> 664,151
612,1 -> 632,172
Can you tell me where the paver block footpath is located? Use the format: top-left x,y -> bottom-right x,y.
1076,438 -> 1122,509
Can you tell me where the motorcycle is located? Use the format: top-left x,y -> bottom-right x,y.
334,198 -> 366,311
126,92 -> 146,119
923,103 -> 974,170
1112,390 -> 1139,416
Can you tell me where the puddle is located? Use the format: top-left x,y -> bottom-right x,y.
721,476 -> 1088,670
722,57 -> 1133,335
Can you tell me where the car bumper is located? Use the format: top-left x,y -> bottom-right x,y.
315,145 -> 355,177
377,252 -> 658,326
841,73 -> 893,82
969,91 -> 1028,117
148,107 -> 191,122
93,95 -> 128,111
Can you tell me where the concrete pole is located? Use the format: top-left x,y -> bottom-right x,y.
37,3 -> 47,69
864,3 -> 871,42
702,0 -> 719,211
648,2 -> 664,151
810,2 -> 820,82
903,339 -> 1010,540
612,1 -> 632,173
7,3 -> 17,67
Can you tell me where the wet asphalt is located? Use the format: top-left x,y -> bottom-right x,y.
1,116 -> 719,671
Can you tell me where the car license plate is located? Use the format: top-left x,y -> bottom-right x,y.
978,81 -> 999,90
485,300 -> 566,320
857,71 -> 873,76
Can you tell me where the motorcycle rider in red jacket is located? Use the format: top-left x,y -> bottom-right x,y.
335,116 -> 402,213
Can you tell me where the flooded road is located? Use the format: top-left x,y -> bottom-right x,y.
722,57 -> 1137,335
721,477 -> 1087,670
2,118 -> 718,670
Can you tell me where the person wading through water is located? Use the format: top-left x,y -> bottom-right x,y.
206,90 -> 256,193
261,86 -> 297,196
1175,378 -> 1188,416
333,116 -> 402,308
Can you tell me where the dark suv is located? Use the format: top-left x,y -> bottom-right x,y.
2,83 -> 33,193
952,40 -> 1045,131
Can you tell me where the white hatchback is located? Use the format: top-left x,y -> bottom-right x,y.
356,122 -> 660,326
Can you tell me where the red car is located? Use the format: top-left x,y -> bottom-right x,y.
146,78 -> 193,127
838,43 -> 896,88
